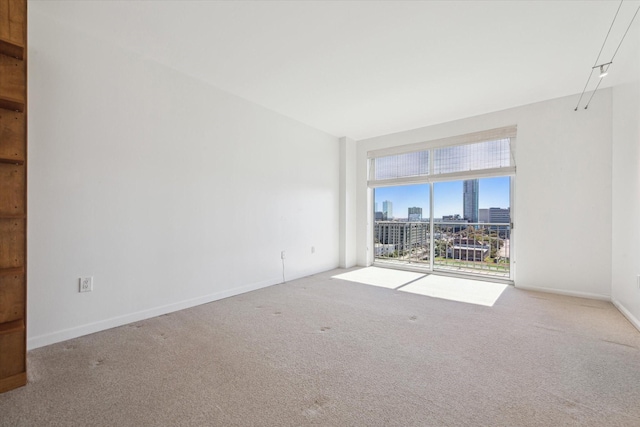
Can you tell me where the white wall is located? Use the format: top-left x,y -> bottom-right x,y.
611,80 -> 640,329
611,28 -> 640,328
356,91 -> 613,299
27,9 -> 340,349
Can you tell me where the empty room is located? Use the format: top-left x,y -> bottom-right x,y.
1,0 -> 640,425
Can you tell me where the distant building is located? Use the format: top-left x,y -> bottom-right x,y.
489,207 -> 510,223
438,215 -> 468,232
382,201 -> 393,220
463,179 -> 479,223
488,207 -> 511,237
479,208 -> 490,223
375,211 -> 386,221
442,214 -> 462,221
408,207 -> 422,221
374,221 -> 429,255
374,243 -> 396,257
450,238 -> 490,262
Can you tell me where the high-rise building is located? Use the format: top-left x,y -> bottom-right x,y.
408,207 -> 422,221
487,207 -> 511,238
374,221 -> 429,251
489,207 -> 510,223
463,179 -> 479,223
382,200 -> 393,220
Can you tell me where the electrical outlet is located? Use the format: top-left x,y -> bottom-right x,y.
281,251 -> 286,260
79,276 -> 93,293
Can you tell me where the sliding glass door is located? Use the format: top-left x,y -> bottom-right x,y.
373,184 -> 431,266
372,177 -> 512,280
432,177 -> 511,278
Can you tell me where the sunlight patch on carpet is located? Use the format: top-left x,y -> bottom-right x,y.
332,267 -> 425,289
399,275 -> 507,306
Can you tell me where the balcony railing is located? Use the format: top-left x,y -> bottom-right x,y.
374,221 -> 511,278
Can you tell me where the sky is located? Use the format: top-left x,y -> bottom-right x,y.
374,176 -> 510,219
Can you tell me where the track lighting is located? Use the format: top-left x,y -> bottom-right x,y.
574,0 -> 640,111
590,62 -> 612,79
599,64 -> 608,78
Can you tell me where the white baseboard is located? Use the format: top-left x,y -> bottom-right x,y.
611,298 -> 640,332
27,276 -> 281,350
515,284 -> 611,301
30,266 -> 628,350
27,262 -> 340,351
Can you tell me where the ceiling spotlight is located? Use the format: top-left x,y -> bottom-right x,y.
599,65 -> 608,78
591,61 -> 612,79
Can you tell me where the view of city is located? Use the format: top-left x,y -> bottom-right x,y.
373,177 -> 511,278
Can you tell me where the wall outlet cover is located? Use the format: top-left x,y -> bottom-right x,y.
79,276 -> 93,293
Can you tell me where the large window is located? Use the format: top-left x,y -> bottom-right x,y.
368,127 -> 515,281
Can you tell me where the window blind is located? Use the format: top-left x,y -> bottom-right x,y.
433,138 -> 511,175
373,151 -> 429,181
368,126 -> 516,186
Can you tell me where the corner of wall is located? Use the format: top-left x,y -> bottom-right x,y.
339,137 -> 357,268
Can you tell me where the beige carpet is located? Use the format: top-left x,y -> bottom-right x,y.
1,267 -> 640,426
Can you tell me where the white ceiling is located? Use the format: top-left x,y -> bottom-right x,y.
32,1 -> 640,140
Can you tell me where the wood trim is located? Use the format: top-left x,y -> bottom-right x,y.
0,0 -> 27,395
0,267 -> 24,276
0,372 -> 27,394
0,157 -> 24,165
0,37 -> 24,59
0,214 -> 25,219
0,319 -> 24,335
0,95 -> 24,112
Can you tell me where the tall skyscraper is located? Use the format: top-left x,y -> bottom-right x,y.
408,207 -> 422,221
382,200 -> 393,220
463,179 -> 479,223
